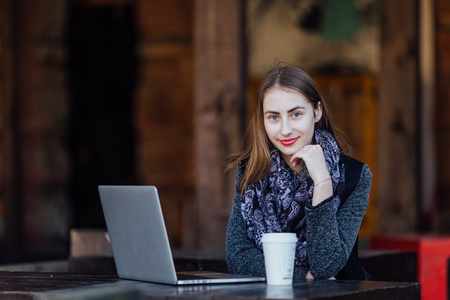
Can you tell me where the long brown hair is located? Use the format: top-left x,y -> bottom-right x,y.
227,62 -> 344,194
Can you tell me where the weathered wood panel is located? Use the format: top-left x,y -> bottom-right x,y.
134,0 -> 195,248
314,74 -> 378,238
378,0 -> 419,232
434,0 -> 450,231
3,0 -> 71,251
194,0 -> 246,248
0,0 -> 19,250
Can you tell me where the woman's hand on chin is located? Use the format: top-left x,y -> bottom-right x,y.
290,145 -> 330,183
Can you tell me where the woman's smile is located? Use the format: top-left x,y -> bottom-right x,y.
279,137 -> 299,146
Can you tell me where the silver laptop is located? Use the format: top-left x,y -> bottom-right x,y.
98,185 -> 265,285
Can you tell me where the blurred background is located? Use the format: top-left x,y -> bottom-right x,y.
0,0 -> 447,264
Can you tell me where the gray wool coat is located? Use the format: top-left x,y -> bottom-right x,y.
225,163 -> 372,280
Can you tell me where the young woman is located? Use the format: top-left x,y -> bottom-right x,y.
225,62 -> 373,280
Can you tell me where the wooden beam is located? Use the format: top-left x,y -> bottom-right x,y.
0,0 -> 22,250
378,0 -> 420,232
194,0 -> 246,248
419,0 -> 436,227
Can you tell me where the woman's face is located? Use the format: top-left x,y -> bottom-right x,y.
263,86 -> 322,161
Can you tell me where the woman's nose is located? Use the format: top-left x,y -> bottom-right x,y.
281,119 -> 293,136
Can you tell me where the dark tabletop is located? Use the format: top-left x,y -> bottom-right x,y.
0,271 -> 420,300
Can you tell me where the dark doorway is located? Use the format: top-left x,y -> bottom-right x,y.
67,4 -> 137,228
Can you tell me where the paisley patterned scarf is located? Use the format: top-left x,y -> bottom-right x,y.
241,129 -> 346,267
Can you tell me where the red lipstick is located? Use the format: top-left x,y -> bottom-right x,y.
279,137 -> 298,146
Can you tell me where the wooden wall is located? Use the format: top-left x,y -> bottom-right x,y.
377,0 -> 420,233
435,0 -> 450,231
133,0 -> 195,248
1,0 -> 450,259
0,0 -> 71,255
193,0 -> 246,248
314,74 -> 378,238
0,0 -> 17,250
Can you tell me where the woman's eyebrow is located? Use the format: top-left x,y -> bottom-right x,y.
264,110 -> 279,115
287,106 -> 306,113
264,106 -> 306,115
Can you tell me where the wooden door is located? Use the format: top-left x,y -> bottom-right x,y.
314,74 -> 378,239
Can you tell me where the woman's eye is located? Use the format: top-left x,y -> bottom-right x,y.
270,115 -> 279,121
293,112 -> 301,118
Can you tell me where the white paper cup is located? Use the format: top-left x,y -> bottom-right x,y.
261,232 -> 297,285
